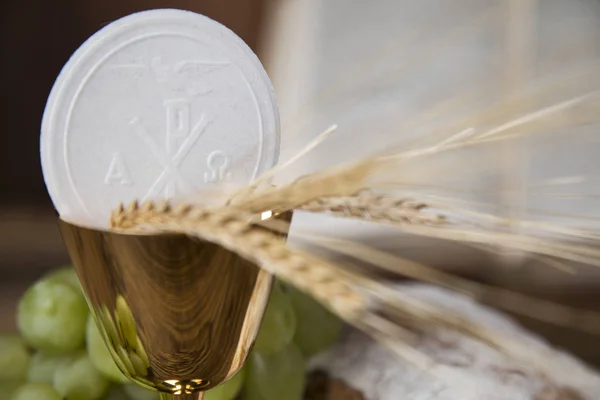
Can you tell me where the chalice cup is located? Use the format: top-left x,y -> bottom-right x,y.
58,214 -> 285,400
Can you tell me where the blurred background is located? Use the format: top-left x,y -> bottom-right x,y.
2,0 -> 600,367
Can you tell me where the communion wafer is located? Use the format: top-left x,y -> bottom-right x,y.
41,9 -> 280,227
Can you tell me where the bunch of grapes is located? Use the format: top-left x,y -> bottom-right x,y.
1,267 -> 342,400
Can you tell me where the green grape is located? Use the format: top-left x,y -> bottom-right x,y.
286,285 -> 342,357
10,382 -> 61,400
53,352 -> 109,400
115,296 -> 137,347
0,335 -> 30,380
102,386 -> 130,400
253,283 -> 296,354
27,352 -> 76,384
17,280 -> 89,354
247,343 -> 305,400
242,379 -> 266,400
204,366 -> 246,400
86,316 -> 128,383
43,267 -> 82,293
122,384 -> 159,400
0,380 -> 23,400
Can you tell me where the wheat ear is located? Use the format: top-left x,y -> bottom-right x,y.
252,211 -> 600,334
274,185 -> 600,270
111,200 -> 578,383
108,201 -> 472,388
296,189 -> 445,226
222,87 -> 600,220
110,200 -> 366,321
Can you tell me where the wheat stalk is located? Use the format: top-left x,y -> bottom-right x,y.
225,81 -> 600,214
297,190 -> 446,226
110,200 -> 366,321
250,203 -> 600,334
105,32 -> 600,393
254,182 -> 600,269
295,233 -> 600,334
109,200 -> 471,385
110,199 -> 591,389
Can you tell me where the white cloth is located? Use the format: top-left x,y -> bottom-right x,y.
311,284 -> 600,400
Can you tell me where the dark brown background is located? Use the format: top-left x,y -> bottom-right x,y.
0,0 -> 267,331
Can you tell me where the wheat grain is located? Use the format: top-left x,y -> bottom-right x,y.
297,190 -> 445,226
